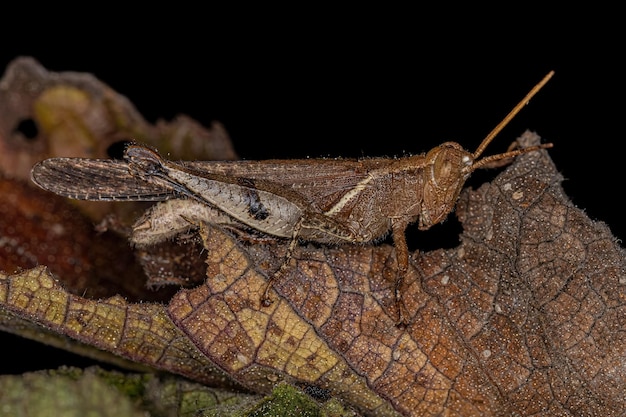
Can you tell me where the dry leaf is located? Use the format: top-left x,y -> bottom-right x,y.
0,174 -> 157,300
0,56 -> 240,366
0,56 -> 237,223
1,58 -> 624,416
2,132 -> 625,415
0,56 -> 237,177
0,266 -> 241,391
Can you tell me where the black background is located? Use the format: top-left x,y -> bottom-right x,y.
0,10 -> 623,375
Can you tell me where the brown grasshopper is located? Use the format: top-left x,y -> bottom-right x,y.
31,71 -> 554,324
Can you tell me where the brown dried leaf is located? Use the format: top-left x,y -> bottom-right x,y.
166,132 -> 626,416
2,131 -> 624,415
0,266 -> 241,391
0,174 -> 155,301
0,57 -> 239,351
0,56 -> 237,176
0,56 -> 237,223
1,58 -> 624,416
169,222 -> 399,416
135,238 -> 209,289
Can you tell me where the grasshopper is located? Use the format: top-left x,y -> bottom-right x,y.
31,71 -> 554,324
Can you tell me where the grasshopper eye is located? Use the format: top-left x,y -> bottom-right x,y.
435,155 -> 452,179
432,147 -> 461,188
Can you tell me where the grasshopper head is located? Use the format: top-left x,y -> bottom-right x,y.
418,138 -> 553,230
417,71 -> 556,230
419,142 -> 473,229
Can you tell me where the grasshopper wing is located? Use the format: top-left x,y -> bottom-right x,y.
31,158 -> 177,201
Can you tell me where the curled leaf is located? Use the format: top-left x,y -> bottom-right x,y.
0,266 -> 240,391
1,56 -> 624,416
0,56 -> 237,177
167,131 -> 626,416
3,131 -> 626,416
0,56 -> 237,223
0,174 -> 152,300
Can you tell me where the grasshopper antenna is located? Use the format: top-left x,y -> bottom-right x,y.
469,71 -> 555,171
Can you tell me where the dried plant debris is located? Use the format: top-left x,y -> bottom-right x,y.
2,132 -> 625,415
0,56 -> 239,302
1,58 -> 625,416
0,56 -> 236,222
0,56 -> 237,176
0,174 -> 163,301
